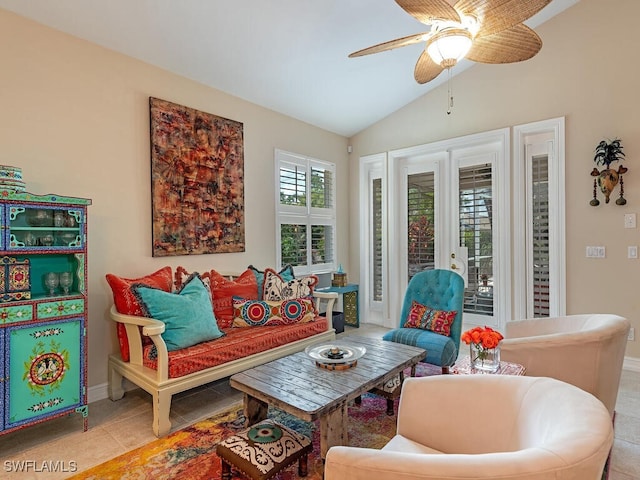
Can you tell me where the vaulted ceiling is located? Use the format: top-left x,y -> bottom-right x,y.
0,0 -> 579,136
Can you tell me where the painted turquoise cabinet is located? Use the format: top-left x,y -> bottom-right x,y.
0,192 -> 90,436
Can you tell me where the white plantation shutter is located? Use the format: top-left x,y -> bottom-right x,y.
276,149 -> 336,274
407,172 -> 435,279
372,178 -> 383,301
459,164 -> 494,316
530,154 -> 550,317
310,166 -> 333,209
279,164 -> 306,207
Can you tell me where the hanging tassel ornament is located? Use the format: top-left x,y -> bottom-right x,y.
590,177 -> 600,206
616,175 -> 627,205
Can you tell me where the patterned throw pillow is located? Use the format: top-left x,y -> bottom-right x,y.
248,264 -> 295,299
232,297 -> 316,327
403,300 -> 457,337
133,274 -> 223,351
174,266 -> 212,292
209,269 -> 258,328
106,266 -> 173,362
262,268 -> 318,301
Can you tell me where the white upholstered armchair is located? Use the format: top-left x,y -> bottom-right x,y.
500,313 -> 630,417
325,375 -> 613,480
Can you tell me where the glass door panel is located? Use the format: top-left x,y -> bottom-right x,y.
458,164 -> 494,317
407,172 -> 435,280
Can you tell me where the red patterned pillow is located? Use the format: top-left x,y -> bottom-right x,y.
403,300 -> 456,337
106,266 -> 173,361
232,297 -> 316,327
209,269 -> 258,328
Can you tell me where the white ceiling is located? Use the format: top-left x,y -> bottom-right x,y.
0,0 -> 579,137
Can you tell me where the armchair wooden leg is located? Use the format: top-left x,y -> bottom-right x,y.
441,365 -> 450,374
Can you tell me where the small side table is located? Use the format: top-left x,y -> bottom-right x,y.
318,284 -> 359,327
453,356 -> 526,376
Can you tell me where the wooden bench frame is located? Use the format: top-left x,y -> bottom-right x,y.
108,290 -> 337,437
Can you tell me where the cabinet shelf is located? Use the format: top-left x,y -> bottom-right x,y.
11,226 -> 80,231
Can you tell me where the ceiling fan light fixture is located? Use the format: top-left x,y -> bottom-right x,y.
426,28 -> 472,68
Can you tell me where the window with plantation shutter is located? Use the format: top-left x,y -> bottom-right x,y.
372,178 -> 383,301
531,154 -> 550,317
459,164 -> 494,316
276,149 -> 336,275
407,172 -> 435,280
514,117 -> 566,319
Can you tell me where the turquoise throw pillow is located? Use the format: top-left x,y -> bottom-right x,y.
248,264 -> 294,299
133,275 -> 223,351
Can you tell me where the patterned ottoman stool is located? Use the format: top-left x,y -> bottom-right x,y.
216,418 -> 312,480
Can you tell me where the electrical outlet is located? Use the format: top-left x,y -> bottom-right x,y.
586,246 -> 606,258
629,327 -> 635,341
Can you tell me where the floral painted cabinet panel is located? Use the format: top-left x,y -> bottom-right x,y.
5,318 -> 83,429
0,191 -> 90,436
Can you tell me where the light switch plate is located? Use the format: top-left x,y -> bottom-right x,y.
629,246 -> 638,259
624,213 -> 636,228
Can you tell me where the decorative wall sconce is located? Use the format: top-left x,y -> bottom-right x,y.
590,138 -> 628,206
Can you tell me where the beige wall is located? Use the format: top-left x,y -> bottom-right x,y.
0,9 -> 350,392
349,0 -> 640,360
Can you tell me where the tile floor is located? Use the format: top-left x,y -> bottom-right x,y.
0,325 -> 638,479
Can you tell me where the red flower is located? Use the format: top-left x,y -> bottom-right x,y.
462,326 -> 503,349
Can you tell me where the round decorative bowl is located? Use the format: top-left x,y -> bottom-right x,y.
0,165 -> 26,192
305,344 -> 366,364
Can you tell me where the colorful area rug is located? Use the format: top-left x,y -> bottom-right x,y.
72,364 -> 440,480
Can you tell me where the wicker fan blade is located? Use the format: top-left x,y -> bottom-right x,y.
455,0 -> 552,37
414,50 -> 445,84
396,0 -> 460,24
349,32 -> 428,57
466,24 -> 542,64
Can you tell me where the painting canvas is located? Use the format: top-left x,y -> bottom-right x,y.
149,97 -> 244,256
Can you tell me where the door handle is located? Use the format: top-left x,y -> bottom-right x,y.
451,264 -> 458,270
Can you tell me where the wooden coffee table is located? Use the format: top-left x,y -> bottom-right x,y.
229,336 -> 426,459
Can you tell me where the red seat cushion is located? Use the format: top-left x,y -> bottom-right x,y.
142,317 -> 329,378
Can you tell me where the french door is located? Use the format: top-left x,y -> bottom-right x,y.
364,129 -> 510,330
359,120 -> 565,330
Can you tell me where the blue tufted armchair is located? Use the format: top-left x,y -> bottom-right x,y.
382,269 -> 465,374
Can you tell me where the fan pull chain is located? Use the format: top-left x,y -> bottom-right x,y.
447,68 -> 454,115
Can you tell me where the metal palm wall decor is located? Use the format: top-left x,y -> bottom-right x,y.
590,138 -> 628,206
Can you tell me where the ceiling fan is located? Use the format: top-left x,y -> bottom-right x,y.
349,0 -> 552,85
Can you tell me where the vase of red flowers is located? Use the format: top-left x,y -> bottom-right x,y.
462,326 -> 503,373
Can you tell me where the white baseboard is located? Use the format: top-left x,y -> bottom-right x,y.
88,379 -> 138,404
623,355 -> 640,372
